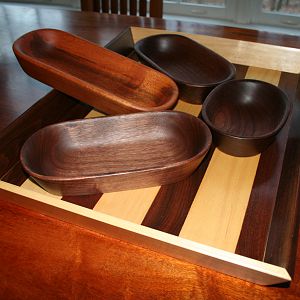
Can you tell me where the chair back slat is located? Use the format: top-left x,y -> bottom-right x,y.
111,0 -> 118,13
139,0 -> 147,16
129,0 -> 137,15
101,0 -> 109,13
81,0 -> 163,18
150,0 -> 163,18
120,0 -> 128,14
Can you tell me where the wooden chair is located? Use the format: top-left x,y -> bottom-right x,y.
80,0 -> 163,18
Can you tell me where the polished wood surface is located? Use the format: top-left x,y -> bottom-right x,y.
1,4 -> 300,298
13,28 -> 178,114
81,0 -> 163,18
134,34 -> 236,103
2,38 -> 299,284
21,111 -> 211,195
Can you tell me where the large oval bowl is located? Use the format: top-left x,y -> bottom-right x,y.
21,111 -> 212,196
13,29 -> 179,115
134,34 -> 236,104
201,79 -> 291,157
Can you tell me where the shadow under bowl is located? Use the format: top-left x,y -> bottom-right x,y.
20,111 -> 212,196
201,79 -> 291,157
134,34 -> 236,104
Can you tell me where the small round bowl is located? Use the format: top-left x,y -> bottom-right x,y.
201,79 -> 292,157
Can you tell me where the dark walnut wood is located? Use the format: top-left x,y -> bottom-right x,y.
20,111 -> 211,195
13,28 -> 178,114
201,79 -> 291,156
134,34 -> 236,103
235,73 -> 300,272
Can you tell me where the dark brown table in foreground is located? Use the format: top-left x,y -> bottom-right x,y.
1,4 -> 300,299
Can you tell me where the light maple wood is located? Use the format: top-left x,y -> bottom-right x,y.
174,100 -> 202,117
180,148 -> 259,252
21,179 -> 61,199
93,187 -> 160,223
131,27 -> 300,74
85,109 -> 105,118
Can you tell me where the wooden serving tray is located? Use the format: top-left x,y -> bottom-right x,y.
1,27 -> 300,286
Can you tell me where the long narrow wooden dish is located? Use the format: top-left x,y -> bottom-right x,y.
12,28 -> 179,115
134,34 -> 236,103
20,111 -> 211,196
2,27 -> 300,286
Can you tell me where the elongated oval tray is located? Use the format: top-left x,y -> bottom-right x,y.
134,34 -> 236,103
12,29 -> 179,114
20,111 -> 211,196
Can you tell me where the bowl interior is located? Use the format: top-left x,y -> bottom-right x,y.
135,34 -> 235,86
21,112 -> 211,179
202,80 -> 290,138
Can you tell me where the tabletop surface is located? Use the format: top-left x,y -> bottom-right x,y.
1,4 -> 300,299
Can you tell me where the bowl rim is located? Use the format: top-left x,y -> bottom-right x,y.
201,79 -> 292,140
134,33 -> 236,87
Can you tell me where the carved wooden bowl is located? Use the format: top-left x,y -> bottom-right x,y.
20,111 -> 212,196
134,34 -> 236,104
201,79 -> 291,157
13,29 -> 179,115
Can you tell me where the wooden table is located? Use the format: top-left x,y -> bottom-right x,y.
1,4 -> 300,299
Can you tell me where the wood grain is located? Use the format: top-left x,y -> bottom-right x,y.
1,8 -> 300,294
201,77 -> 290,156
13,29 -> 179,115
2,4 -> 300,136
140,65 -> 249,235
262,74 -> 300,275
20,112 -> 211,195
0,180 -> 292,286
179,148 -> 259,252
235,71 -> 299,260
0,197 -> 299,298
141,148 -> 214,235
131,27 -> 300,74
62,194 -> 102,209
0,90 -> 91,183
134,33 -> 235,103
94,187 -> 160,223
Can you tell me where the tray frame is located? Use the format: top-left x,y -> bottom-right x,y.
1,27 -> 300,286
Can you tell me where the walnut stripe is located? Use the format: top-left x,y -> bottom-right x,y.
264,73 -> 300,272
235,72 -> 299,260
62,194 -> 102,209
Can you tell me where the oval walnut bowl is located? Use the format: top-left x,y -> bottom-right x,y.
201,79 -> 291,157
13,29 -> 179,115
20,111 -> 212,196
134,34 -> 236,104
